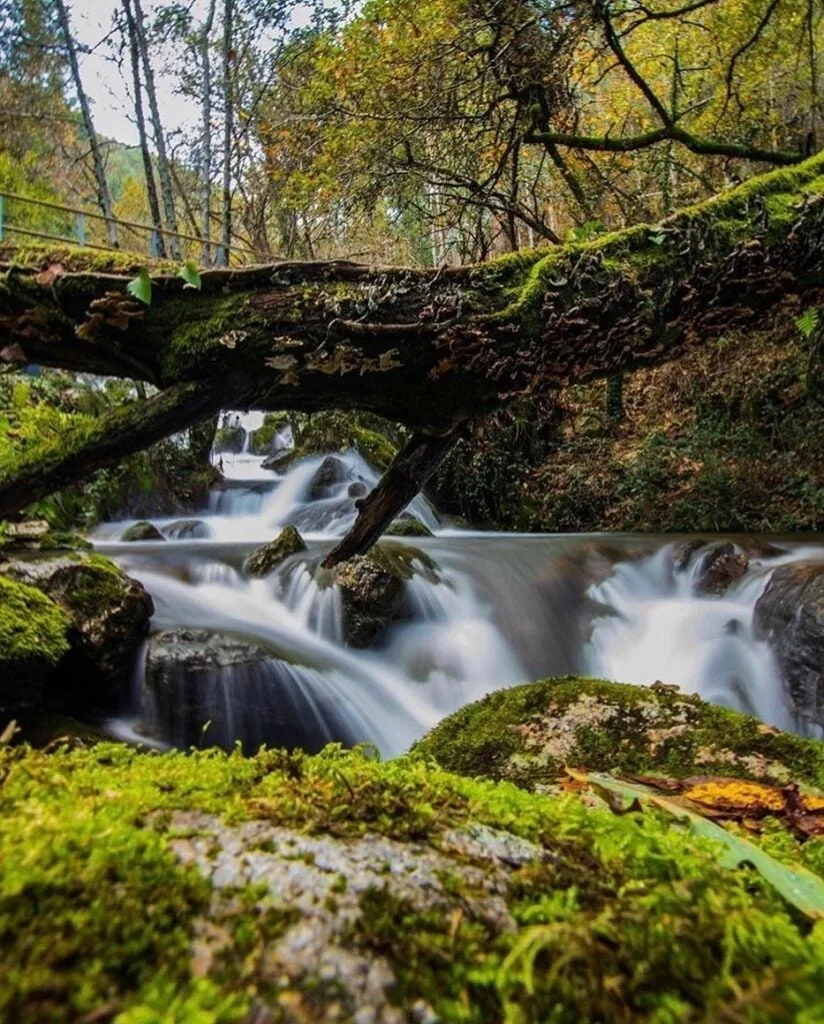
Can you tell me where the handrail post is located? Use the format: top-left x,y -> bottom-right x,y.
76,212 -> 86,247
151,229 -> 161,258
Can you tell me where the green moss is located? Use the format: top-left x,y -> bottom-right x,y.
385,517 -> 434,537
413,676 -> 824,791
0,575 -> 70,673
248,413 -> 290,455
245,526 -> 307,577
56,553 -> 130,618
2,739 -> 824,1021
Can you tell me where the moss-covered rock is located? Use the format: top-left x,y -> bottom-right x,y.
386,517 -> 435,538
0,575 -> 71,711
1,553 -> 153,699
335,542 -> 438,647
2,740 -> 824,1023
413,676 -> 824,792
245,526 -> 307,577
164,518 -> 210,540
248,413 -> 290,455
213,424 -> 246,454
121,520 -> 165,542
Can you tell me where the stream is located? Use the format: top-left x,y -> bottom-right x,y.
91,413 -> 824,757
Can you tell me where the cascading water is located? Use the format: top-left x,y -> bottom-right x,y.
93,412 -> 824,755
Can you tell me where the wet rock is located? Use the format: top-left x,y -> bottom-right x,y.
248,413 -> 290,455
754,560 -> 824,729
164,518 -> 210,540
245,526 -> 307,577
348,480 -> 368,499
0,553 -> 153,705
335,544 -> 438,648
693,542 -> 750,596
143,628 -> 343,751
308,455 -> 349,500
121,520 -> 165,542
385,518 -> 434,538
213,425 -> 246,453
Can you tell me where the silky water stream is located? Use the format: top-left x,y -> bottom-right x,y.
92,414 -> 824,756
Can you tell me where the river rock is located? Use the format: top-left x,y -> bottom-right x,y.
335,543 -> 438,648
143,628 -> 343,751
308,455 -> 348,499
261,449 -> 295,472
164,518 -> 210,540
693,542 -> 750,596
754,559 -> 824,728
347,480 -> 368,498
121,520 -> 165,542
0,553 -> 153,707
245,526 -> 307,577
386,517 -> 434,538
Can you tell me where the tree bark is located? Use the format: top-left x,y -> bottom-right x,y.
132,0 -> 180,260
122,0 -> 165,258
201,0 -> 217,264
220,0 -> 234,265
322,431 -> 459,567
2,151 -> 824,553
54,0 -> 118,248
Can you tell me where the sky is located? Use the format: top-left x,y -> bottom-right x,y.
70,0 -> 201,146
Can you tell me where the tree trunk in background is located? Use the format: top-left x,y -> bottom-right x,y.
132,0 -> 180,260
200,0 -> 217,264
122,0 -> 166,258
606,370 -> 626,424
220,0 -> 234,265
54,0 -> 118,248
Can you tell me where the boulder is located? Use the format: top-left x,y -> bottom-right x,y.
0,575 -> 71,713
347,480 -> 368,498
261,449 -> 295,472
693,542 -> 750,595
248,413 -> 291,455
164,518 -> 210,540
1,553 -> 153,701
307,455 -> 348,500
335,543 -> 438,648
754,559 -> 824,729
385,517 -> 434,538
121,520 -> 165,542
143,628 -> 345,751
4,715 -> 824,1023
414,675 -> 824,791
245,526 -> 307,577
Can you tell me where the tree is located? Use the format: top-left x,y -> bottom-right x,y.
120,0 -> 166,257
2,149 -> 823,560
53,0 -> 118,248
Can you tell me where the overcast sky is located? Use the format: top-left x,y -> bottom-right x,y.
70,0 -> 200,147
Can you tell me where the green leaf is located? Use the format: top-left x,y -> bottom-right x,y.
177,260 -> 202,291
796,307 -> 820,340
126,268 -> 153,306
581,772 -> 824,920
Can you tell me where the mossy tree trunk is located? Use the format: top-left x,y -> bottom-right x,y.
2,152 -> 824,560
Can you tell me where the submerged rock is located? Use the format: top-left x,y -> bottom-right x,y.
413,675 -> 824,790
245,526 -> 307,577
692,541 -> 750,596
121,520 -> 165,542
4,727 -> 824,1022
335,543 -> 438,648
755,559 -> 824,729
164,518 -> 210,540
1,553 -> 153,702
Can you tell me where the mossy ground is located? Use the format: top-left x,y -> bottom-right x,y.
2,711 -> 824,1022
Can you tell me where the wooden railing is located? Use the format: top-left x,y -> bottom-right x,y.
0,190 -> 260,265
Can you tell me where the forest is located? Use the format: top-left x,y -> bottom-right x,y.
3,0 -> 824,1021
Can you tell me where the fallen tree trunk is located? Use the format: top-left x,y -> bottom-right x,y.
2,151 -> 824,555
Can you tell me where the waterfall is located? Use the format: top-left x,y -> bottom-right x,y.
93,411 -> 824,755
